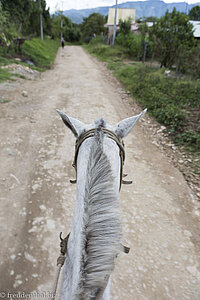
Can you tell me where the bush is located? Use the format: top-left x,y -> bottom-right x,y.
85,39 -> 127,62
89,35 -> 104,46
149,9 -> 196,70
116,32 -> 152,60
114,64 -> 200,151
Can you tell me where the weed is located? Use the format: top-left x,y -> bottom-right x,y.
0,99 -> 10,103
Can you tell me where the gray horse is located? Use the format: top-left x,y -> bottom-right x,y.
57,109 -> 146,300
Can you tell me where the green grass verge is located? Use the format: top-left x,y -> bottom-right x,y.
0,68 -> 14,83
0,99 -> 10,103
21,38 -> 59,68
85,41 -> 200,157
0,37 -> 59,82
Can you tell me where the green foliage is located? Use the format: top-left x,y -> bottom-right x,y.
138,22 -> 149,38
0,0 -> 52,44
63,17 -> 81,42
177,44 -> 200,78
88,35 -> 105,47
85,39 -> 127,62
0,99 -> 10,103
118,18 -> 131,35
0,2 -> 8,32
21,38 -> 59,67
128,34 -> 143,58
0,38 -> 59,82
115,64 -> 200,150
0,2 -> 16,47
86,41 -> 200,152
80,13 -> 107,40
116,19 -> 152,60
116,32 -> 152,60
189,5 -> 200,21
51,14 -> 81,42
175,131 -> 200,151
115,11 -> 199,77
0,68 -> 13,82
149,8 -> 196,69
1,0 -> 33,36
26,0 -> 52,36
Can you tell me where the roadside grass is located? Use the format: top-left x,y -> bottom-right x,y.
0,38 -> 59,82
0,99 -> 10,103
85,40 -> 200,161
21,38 -> 60,68
0,68 -> 13,82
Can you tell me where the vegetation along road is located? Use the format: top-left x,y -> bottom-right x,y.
0,46 -> 200,299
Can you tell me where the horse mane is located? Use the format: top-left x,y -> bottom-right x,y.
76,124 -> 122,299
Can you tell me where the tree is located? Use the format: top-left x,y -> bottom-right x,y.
80,13 -> 107,40
51,13 -> 80,42
1,0 -> 33,37
63,17 -> 81,42
119,18 -> 131,35
189,5 -> 200,21
149,8 -> 196,69
0,2 -> 9,47
0,2 -> 8,32
26,0 -> 51,36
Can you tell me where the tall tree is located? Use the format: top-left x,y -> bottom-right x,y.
80,13 -> 107,40
0,2 -> 7,32
149,8 -> 196,69
189,5 -> 200,21
27,0 -> 51,36
51,13 -> 80,42
0,2 -> 8,46
119,18 -> 131,35
1,0 -> 33,37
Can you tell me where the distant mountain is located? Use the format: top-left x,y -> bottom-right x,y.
63,1 -> 200,24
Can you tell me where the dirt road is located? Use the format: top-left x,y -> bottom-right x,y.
0,46 -> 200,300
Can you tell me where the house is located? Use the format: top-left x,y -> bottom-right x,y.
131,22 -> 154,34
189,21 -> 200,39
105,8 -> 136,37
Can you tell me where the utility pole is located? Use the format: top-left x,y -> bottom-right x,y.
61,1 -> 64,40
185,0 -> 189,15
39,0 -> 44,40
112,0 -> 118,46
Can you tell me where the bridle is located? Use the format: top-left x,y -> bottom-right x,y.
52,128 -> 131,298
71,128 -> 126,190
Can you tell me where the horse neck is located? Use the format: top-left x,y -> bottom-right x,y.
69,136 -> 122,299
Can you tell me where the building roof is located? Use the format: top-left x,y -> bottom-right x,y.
106,8 -> 136,26
189,20 -> 200,38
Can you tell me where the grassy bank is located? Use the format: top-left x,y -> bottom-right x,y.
21,38 -> 60,68
0,38 -> 59,82
84,40 -> 200,159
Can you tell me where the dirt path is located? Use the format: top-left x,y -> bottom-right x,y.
0,46 -> 200,300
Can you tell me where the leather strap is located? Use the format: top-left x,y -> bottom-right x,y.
72,128 -> 126,190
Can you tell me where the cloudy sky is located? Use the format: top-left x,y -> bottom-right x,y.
46,0 -> 200,12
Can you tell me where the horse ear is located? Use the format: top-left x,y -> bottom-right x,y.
56,110 -> 85,137
115,109 -> 147,138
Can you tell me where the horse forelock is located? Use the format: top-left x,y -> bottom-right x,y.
94,118 -> 106,129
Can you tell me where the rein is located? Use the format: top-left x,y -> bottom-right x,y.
71,128 -> 126,190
